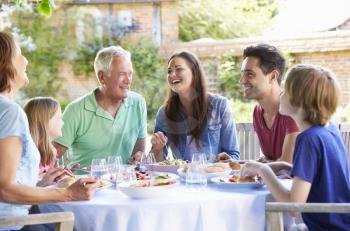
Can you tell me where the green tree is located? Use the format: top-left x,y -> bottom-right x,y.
10,7 -> 69,97
178,0 -> 277,41
1,0 -> 55,17
72,37 -> 117,76
125,39 -> 167,132
217,55 -> 244,100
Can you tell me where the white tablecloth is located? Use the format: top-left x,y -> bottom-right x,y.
40,184 -> 271,231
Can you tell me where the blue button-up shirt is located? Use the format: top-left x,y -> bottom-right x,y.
154,94 -> 240,161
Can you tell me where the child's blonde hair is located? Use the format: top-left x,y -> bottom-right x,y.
24,97 -> 60,166
284,64 -> 340,125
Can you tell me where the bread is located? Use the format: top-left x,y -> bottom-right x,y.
212,162 -> 230,170
99,179 -> 108,188
204,163 -> 230,173
204,166 -> 225,173
229,161 -> 241,170
57,176 -> 76,188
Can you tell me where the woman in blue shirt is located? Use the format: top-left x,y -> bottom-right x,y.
0,32 -> 99,230
151,51 -> 240,162
241,64 -> 350,230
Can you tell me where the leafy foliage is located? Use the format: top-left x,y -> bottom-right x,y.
3,0 -> 55,17
218,55 -> 244,100
229,99 -> 256,123
72,37 -> 118,76
37,0 -> 51,17
124,39 -> 167,132
178,0 -> 277,41
10,8 -> 69,97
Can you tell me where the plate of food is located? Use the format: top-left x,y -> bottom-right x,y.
118,179 -> 179,199
151,172 -> 180,181
210,175 -> 264,189
145,160 -> 188,174
177,162 -> 232,179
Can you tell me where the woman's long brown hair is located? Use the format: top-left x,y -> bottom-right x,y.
0,32 -> 16,93
164,51 -> 208,148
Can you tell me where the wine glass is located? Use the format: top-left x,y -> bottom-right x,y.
191,153 -> 207,164
138,152 -> 156,172
116,165 -> 137,189
191,152 -> 207,171
107,155 -> 123,182
57,151 -> 73,169
141,152 -> 156,164
90,158 -> 107,179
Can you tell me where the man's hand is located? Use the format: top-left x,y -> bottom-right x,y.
128,151 -> 145,165
214,152 -> 232,162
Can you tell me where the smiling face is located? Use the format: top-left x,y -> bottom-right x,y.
101,56 -> 133,101
48,106 -> 63,140
12,45 -> 29,90
240,57 -> 273,100
167,57 -> 193,95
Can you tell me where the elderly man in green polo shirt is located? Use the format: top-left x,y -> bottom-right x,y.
54,46 -> 147,168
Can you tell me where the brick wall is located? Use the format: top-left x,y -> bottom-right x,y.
295,51 -> 350,106
160,1 -> 178,45
65,1 -> 177,44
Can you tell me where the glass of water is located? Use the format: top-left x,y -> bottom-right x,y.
191,153 -> 207,166
57,151 -> 73,169
185,163 -> 207,191
90,158 -> 107,179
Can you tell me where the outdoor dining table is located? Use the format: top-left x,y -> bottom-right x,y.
39,178 -> 281,231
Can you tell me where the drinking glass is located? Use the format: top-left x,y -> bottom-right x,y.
185,164 -> 207,191
140,152 -> 156,164
107,155 -> 123,182
57,151 -> 73,169
116,165 -> 137,188
138,152 -> 156,172
191,153 -> 207,166
90,158 -> 107,179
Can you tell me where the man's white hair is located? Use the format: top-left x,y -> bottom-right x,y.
94,46 -> 131,75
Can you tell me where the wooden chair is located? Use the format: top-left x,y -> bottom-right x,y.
265,202 -> 350,231
339,123 -> 350,170
0,212 -> 74,231
235,123 -> 261,160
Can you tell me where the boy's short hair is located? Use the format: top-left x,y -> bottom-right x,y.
284,64 -> 340,125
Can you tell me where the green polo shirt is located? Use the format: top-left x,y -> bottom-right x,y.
55,88 -> 147,167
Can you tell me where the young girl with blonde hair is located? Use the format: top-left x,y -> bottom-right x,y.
24,97 -> 63,174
